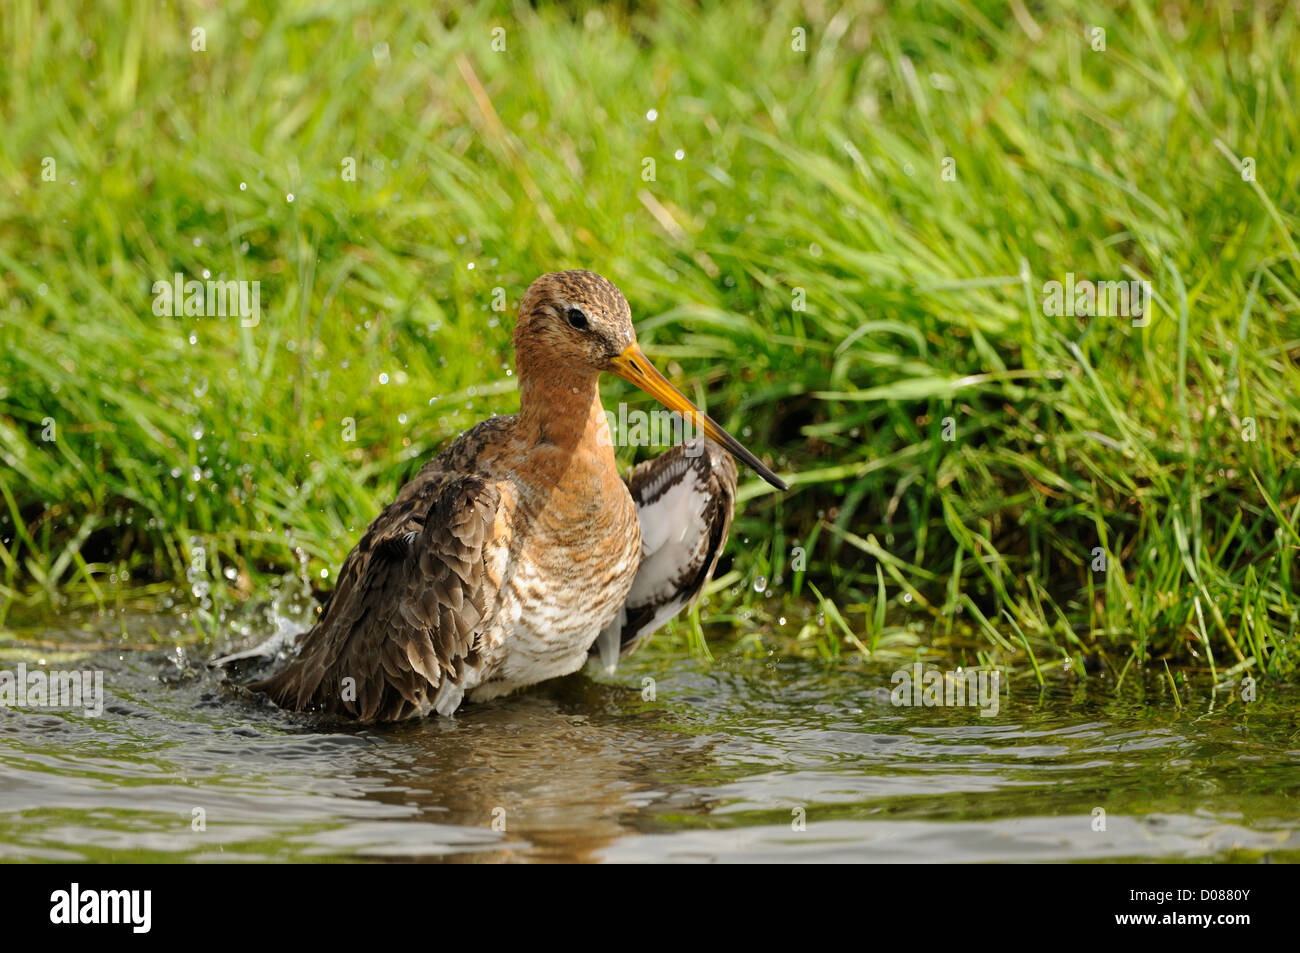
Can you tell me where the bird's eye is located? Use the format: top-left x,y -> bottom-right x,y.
566,307 -> 590,331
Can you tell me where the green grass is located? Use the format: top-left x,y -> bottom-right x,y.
0,1 -> 1297,681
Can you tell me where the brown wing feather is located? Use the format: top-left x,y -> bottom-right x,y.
250,470 -> 502,722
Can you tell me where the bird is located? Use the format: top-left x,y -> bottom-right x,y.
247,270 -> 787,722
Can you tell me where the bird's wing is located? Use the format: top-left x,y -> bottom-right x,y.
594,437 -> 737,670
250,472 -> 503,721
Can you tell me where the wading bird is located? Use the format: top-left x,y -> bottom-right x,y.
250,270 -> 787,721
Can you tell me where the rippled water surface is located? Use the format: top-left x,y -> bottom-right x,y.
2,612 -> 1297,862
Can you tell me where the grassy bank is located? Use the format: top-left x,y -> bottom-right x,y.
1,0 -> 1297,680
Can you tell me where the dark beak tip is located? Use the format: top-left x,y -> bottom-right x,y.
747,460 -> 787,492
760,470 -> 788,492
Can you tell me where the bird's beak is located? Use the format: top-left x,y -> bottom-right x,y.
609,344 -> 788,491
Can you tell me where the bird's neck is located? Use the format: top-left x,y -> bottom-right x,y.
514,365 -> 639,559
517,365 -> 617,479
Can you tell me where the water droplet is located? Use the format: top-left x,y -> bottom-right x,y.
379,373 -> 389,384
191,424 -> 204,440
646,108 -> 658,121
285,192 -> 295,203
239,182 -> 247,191
753,575 -> 767,592
674,149 -> 685,160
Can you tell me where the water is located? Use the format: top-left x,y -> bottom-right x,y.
1,610 -> 1297,862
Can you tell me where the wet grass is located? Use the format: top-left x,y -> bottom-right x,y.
0,1 -> 1297,681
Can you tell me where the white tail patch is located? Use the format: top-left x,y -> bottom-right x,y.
597,612 -> 625,674
433,679 -> 464,716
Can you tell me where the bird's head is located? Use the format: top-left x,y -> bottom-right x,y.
515,270 -> 787,490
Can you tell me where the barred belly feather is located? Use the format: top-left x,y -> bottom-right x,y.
469,482 -> 641,701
